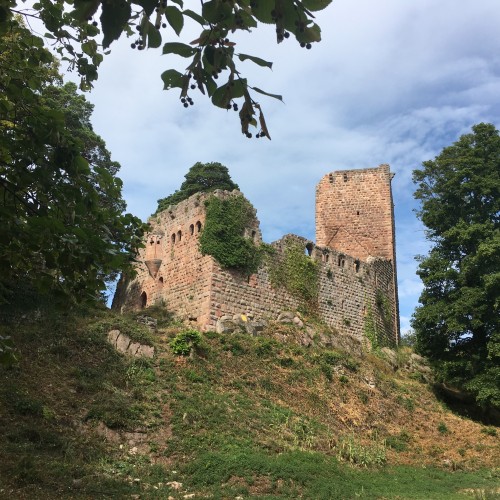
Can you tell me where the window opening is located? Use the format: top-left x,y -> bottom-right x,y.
189,224 -> 194,235
171,233 -> 176,244
355,260 -> 360,273
305,243 -> 313,256
196,221 -> 202,233
140,291 -> 147,308
343,173 -> 348,182
177,230 -> 182,242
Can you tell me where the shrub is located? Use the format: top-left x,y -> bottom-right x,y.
437,422 -> 449,434
170,329 -> 202,356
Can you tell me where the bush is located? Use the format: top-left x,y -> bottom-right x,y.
170,329 -> 202,356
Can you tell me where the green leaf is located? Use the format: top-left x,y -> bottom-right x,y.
161,69 -> 184,90
250,87 -> 283,102
135,0 -> 158,16
302,0 -> 333,11
238,53 -> 273,69
250,0 -> 273,24
162,42 -> 196,57
170,0 -> 183,7
101,0 -> 131,48
165,6 -> 184,36
202,0 -> 232,24
146,21 -> 162,48
295,22 -> 321,43
211,78 -> 247,108
182,9 -> 205,26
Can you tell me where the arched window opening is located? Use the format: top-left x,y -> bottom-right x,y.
196,221 -> 202,233
140,291 -> 147,308
305,243 -> 313,257
159,277 -> 164,285
149,238 -> 154,245
189,224 -> 194,235
251,230 -> 257,242
355,260 -> 360,273
171,233 -> 176,244
177,230 -> 182,242
325,253 -> 329,263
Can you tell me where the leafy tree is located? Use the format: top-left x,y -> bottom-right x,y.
412,123 -> 500,410
0,19 -> 144,305
0,0 -> 332,138
157,161 -> 239,211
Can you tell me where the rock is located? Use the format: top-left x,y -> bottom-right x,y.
216,317 -> 237,334
115,333 -> 131,354
293,316 -> 304,328
381,347 -> 398,370
136,344 -> 154,358
278,311 -> 294,323
107,329 -> 120,346
167,481 -> 183,490
245,321 -> 265,336
136,315 -> 158,330
127,342 -> 141,356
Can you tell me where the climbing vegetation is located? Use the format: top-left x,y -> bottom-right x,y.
199,194 -> 261,274
267,240 -> 319,309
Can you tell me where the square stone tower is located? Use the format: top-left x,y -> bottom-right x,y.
316,164 -> 400,342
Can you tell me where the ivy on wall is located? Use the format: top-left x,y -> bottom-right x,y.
267,240 -> 319,310
199,195 -> 261,274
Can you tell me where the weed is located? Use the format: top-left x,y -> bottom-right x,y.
255,338 -> 276,357
170,329 -> 202,356
386,431 -> 411,452
396,395 -> 415,412
339,375 -> 349,384
358,392 -> 369,404
480,427 -> 497,437
337,434 -> 387,467
437,422 -> 449,434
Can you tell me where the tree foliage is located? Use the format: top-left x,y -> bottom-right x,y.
157,161 -> 239,212
0,0 -> 332,138
412,123 -> 500,410
0,19 -> 144,305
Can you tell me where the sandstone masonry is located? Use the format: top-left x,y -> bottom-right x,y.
113,165 -> 400,347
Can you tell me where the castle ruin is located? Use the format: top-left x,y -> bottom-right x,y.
113,164 -> 400,347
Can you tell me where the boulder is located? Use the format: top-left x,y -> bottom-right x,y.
277,311 -> 294,323
216,317 -> 238,334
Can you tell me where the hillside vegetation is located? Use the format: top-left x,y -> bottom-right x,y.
0,305 -> 498,499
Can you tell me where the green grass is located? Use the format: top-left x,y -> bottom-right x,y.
0,304 -> 498,499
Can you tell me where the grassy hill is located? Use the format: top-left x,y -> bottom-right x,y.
0,305 -> 498,499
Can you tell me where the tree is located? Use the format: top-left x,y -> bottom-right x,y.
412,123 -> 500,410
157,161 -> 239,211
0,0 -> 332,138
0,19 -> 144,305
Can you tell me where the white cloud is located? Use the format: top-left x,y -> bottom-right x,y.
74,0 -> 500,324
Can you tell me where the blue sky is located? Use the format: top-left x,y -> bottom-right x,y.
77,0 -> 500,335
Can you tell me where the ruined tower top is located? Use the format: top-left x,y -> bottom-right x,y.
315,164 -> 396,263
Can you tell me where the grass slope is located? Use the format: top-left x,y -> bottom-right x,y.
0,306 -> 498,499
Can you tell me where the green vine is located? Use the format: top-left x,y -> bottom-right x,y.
267,241 -> 319,309
375,289 -> 392,326
199,195 -> 262,274
364,303 -> 379,351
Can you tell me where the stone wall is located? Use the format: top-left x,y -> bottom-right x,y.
114,167 -> 400,347
316,164 -> 395,262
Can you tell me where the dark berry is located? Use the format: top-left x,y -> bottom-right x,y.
183,102 -> 189,108
226,104 -> 232,110
284,31 -> 290,39
300,42 -> 306,48
306,43 -> 312,49
181,97 -> 186,103
162,23 -> 167,28
233,103 -> 238,111
190,84 -> 196,89
131,43 -> 136,49
92,21 -> 98,27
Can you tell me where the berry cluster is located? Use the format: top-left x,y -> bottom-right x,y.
181,96 -> 194,108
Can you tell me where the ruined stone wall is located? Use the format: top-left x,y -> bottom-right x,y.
113,192 -> 215,325
114,168 -> 400,347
